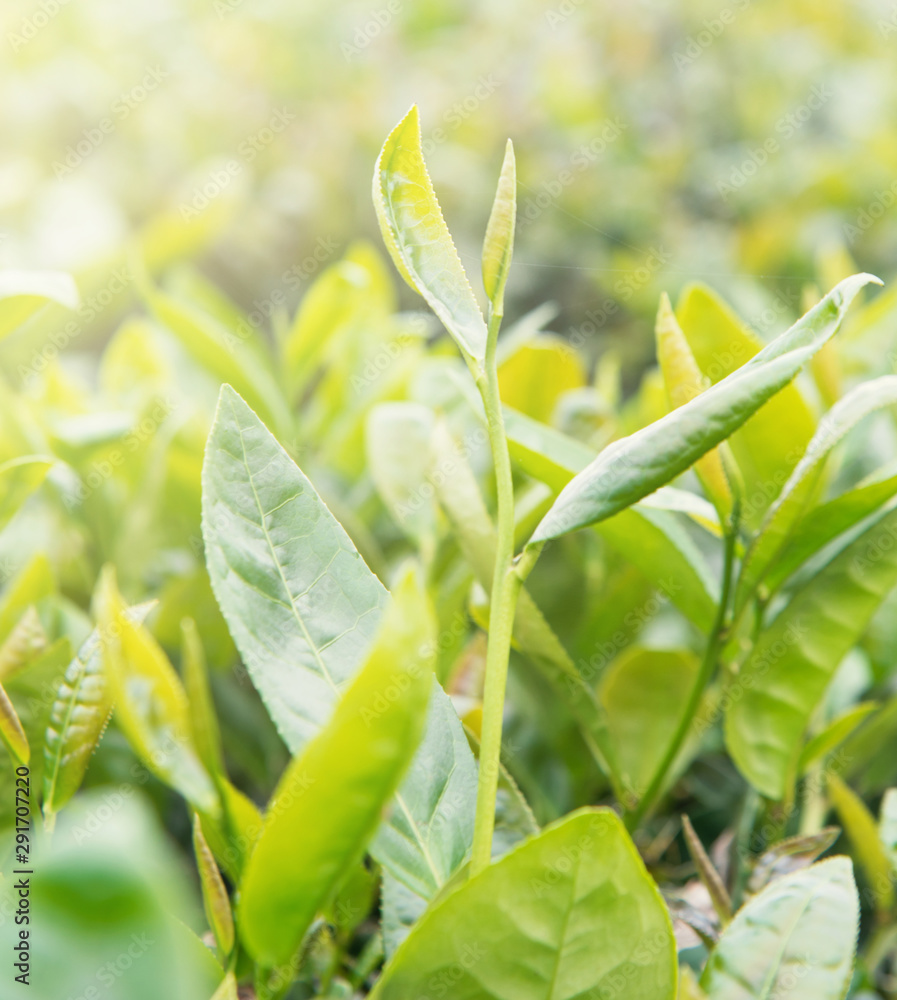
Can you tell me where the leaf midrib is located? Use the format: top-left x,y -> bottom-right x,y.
232,406 -> 340,699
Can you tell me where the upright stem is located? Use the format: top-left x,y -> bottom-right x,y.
626,513 -> 739,831
470,310 -> 522,877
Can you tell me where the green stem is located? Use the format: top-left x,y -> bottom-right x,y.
626,514 -> 739,831
469,310 -> 522,877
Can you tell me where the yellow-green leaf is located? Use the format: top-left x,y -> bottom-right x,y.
0,679 -> 29,764
192,813 -> 235,958
481,139 -> 516,313
373,106 -> 487,363
238,569 -> 434,968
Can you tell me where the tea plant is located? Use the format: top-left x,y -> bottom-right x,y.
2,107 -> 897,998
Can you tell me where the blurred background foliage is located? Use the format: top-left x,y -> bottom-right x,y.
2,0 -> 897,372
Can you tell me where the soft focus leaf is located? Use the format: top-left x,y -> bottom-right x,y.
43,603 -> 153,818
797,702 -> 878,774
192,812 -> 235,958
0,456 -> 53,534
747,828 -> 840,894
373,106 -> 488,363
726,503 -> 897,799
827,772 -> 894,913
0,269 -> 79,339
738,375 -> 897,610
97,568 -> 218,815
656,291 -> 733,520
0,679 -> 29,764
701,858 -> 859,1000
238,570 -> 433,968
600,647 -> 700,800
371,808 -> 677,1000
181,617 -> 225,780
676,282 -> 816,525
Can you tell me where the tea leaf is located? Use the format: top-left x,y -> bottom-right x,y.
747,828 -> 840,894
726,503 -> 897,799
701,858 -> 859,1000
827,772 -> 894,913
181,617 -> 225,781
481,139 -> 516,313
192,813 -> 235,958
0,679 -> 29,764
97,568 -> 219,815
371,679 -> 478,900
656,292 -> 733,520
0,270 -> 79,339
530,275 -> 877,545
738,375 -> 897,610
0,456 -> 53,534
238,570 -> 433,968
371,808 -> 677,1000
43,603 -> 153,818
373,106 -> 488,364
676,282 -> 816,525
203,383 -> 389,752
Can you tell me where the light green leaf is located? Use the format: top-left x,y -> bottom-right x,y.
181,617 -> 225,781
531,275 -> 877,545
676,282 -> 816,525
656,292 -> 734,520
797,702 -> 877,775
495,408 -> 719,628
726,503 -> 897,799
371,808 -> 677,1000
238,570 -> 433,968
827,772 -> 894,913
210,972 -> 239,1000
738,375 -> 897,611
202,383 -> 389,752
283,242 -> 394,401
879,788 -> 897,868
145,284 -> 291,436
204,387 -> 478,908
192,813 -> 235,958
0,679 -> 29,764
366,401 -> 436,545
97,568 -> 218,815
0,456 -> 53,535
373,106 -> 488,364
0,269 -> 78,339
43,603 -> 153,818
600,647 -> 700,800
371,679 -> 477,899
765,460 -> 897,594
482,139 -> 516,313
381,871 -> 427,960
702,858 -> 858,999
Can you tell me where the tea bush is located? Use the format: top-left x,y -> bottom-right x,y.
3,103 -> 897,999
